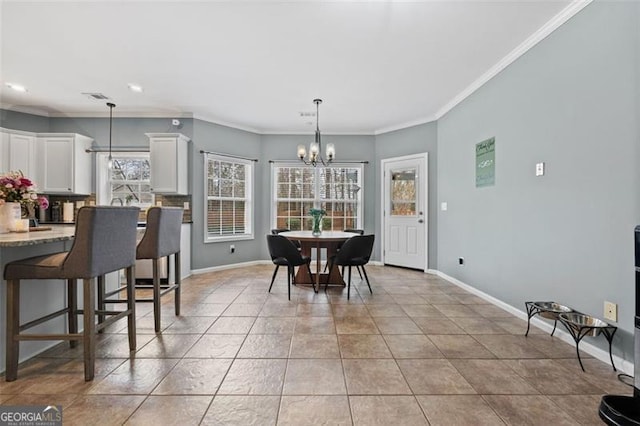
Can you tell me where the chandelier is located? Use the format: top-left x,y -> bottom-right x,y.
297,99 -> 335,166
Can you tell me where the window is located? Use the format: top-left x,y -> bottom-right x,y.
204,153 -> 253,242
272,164 -> 363,231
96,152 -> 154,207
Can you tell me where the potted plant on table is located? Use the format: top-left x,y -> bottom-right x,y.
0,171 -> 49,232
309,207 -> 326,236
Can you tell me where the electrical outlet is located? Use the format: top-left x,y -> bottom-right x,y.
183,202 -> 190,210
156,201 -> 162,207
230,245 -> 235,254
604,301 -> 617,322
458,257 -> 464,265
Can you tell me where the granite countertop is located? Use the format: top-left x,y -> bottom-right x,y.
0,225 -> 76,248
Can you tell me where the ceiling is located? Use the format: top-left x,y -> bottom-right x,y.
1,1 -> 581,134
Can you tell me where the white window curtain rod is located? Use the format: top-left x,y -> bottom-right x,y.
86,147 -> 149,152
200,150 -> 258,162
269,159 -> 368,164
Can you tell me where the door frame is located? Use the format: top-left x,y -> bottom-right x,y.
380,152 -> 429,271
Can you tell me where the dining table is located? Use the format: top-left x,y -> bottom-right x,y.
278,230 -> 356,292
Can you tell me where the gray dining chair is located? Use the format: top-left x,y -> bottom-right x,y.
4,206 -> 140,381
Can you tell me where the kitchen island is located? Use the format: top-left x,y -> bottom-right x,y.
0,226 -> 76,373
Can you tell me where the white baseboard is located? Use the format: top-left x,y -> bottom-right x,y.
435,270 -> 635,376
190,260 -> 270,275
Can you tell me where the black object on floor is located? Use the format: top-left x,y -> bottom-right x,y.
598,395 -> 640,426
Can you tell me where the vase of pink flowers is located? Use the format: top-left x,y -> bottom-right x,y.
0,171 -> 49,233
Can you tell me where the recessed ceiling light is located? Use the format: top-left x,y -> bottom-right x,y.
128,83 -> 143,93
6,82 -> 27,92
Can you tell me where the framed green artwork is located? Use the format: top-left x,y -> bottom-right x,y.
476,137 -> 495,187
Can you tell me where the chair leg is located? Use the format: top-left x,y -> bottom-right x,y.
362,265 -> 373,294
356,265 -> 363,280
5,279 -> 20,382
152,258 -> 161,333
126,266 -> 137,351
287,266 -> 291,301
307,263 -> 317,293
324,260 -> 333,292
174,252 -> 181,316
68,279 -> 78,348
96,275 -> 105,332
347,266 -> 352,300
82,278 -> 96,381
268,265 -> 279,293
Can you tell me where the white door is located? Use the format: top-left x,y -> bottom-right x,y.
382,153 -> 428,270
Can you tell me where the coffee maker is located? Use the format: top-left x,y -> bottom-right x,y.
598,226 -> 640,424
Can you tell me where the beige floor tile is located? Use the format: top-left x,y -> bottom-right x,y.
125,395 -> 212,425
391,294 -> 428,305
450,316 -> 513,334
412,317 -> 466,335
383,334 -> 443,359
260,302 -> 297,317
63,395 -> 146,426
283,359 -> 346,395
523,334 -> 586,358
162,316 -> 216,334
278,395 -> 351,426
184,334 -> 246,358
290,334 -> 340,358
417,395 -> 505,426
338,335 -> 393,358
207,316 -> 255,334
250,317 -> 296,334
222,303 -> 264,316
296,303 -> 333,317
350,395 -> 428,425
88,358 -> 178,395
335,316 -> 379,334
423,294 -> 459,304
474,334 -> 548,358
237,334 -> 292,358
484,395 -> 579,425
554,358 -> 633,395
293,316 -> 336,334
397,359 -> 475,394
551,394 -> 604,425
134,334 -> 200,358
450,359 -> 540,394
218,359 -> 287,395
2,393 -> 79,408
432,304 -> 478,317
469,304 -> 513,318
367,304 -> 407,317
342,359 -> 411,395
97,334 -> 156,359
202,395 -> 280,426
152,358 -> 232,395
374,317 -> 422,334
429,335 -> 496,359
504,359 -> 606,395
399,304 -> 443,318
332,305 -> 370,317
179,303 -> 229,317
452,294 -> 493,305
494,317 -> 546,335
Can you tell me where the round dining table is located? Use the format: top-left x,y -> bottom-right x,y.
278,230 -> 356,292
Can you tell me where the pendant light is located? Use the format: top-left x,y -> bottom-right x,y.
107,102 -> 116,169
297,99 -> 335,166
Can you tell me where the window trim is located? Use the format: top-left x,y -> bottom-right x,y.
270,162 -> 364,231
95,151 -> 154,207
203,153 -> 254,243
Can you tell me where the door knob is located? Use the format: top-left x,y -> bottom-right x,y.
418,219 -> 424,223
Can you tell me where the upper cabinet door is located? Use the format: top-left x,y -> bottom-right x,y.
147,133 -> 190,194
39,134 -> 92,194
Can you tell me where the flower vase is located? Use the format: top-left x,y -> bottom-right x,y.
312,214 -> 323,236
0,202 -> 21,234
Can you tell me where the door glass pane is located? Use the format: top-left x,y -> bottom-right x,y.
390,168 -> 417,216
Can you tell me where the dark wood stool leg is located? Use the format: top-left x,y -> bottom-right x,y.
152,258 -> 161,332
68,279 -> 78,348
82,278 -> 96,381
174,252 -> 181,316
96,275 -> 105,332
126,265 -> 137,351
347,266 -> 352,300
5,279 -> 20,382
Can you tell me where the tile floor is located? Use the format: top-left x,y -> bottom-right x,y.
0,264 -> 633,425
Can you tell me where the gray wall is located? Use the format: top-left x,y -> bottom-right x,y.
437,1 -> 640,361
0,109 -> 50,132
191,119 -> 262,269
375,122 -> 438,267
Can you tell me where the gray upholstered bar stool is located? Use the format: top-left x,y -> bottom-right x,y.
103,206 -> 182,333
4,206 -> 140,381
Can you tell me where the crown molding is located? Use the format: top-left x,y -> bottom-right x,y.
47,111 -> 194,119
192,113 -> 261,134
261,130 -> 375,136
433,0 -> 592,121
0,104 -> 50,117
374,115 -> 438,136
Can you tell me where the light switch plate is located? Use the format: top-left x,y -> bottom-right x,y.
156,201 -> 162,207
535,162 -> 545,176
604,301 -> 617,322
183,202 -> 190,210
441,202 -> 448,211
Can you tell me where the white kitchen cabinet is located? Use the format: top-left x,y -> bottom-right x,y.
0,129 -> 38,181
39,133 -> 93,194
147,133 -> 190,195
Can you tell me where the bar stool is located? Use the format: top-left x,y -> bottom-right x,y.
4,206 -> 140,381
102,207 -> 183,333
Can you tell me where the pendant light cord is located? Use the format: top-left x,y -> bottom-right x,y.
107,102 -> 116,163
